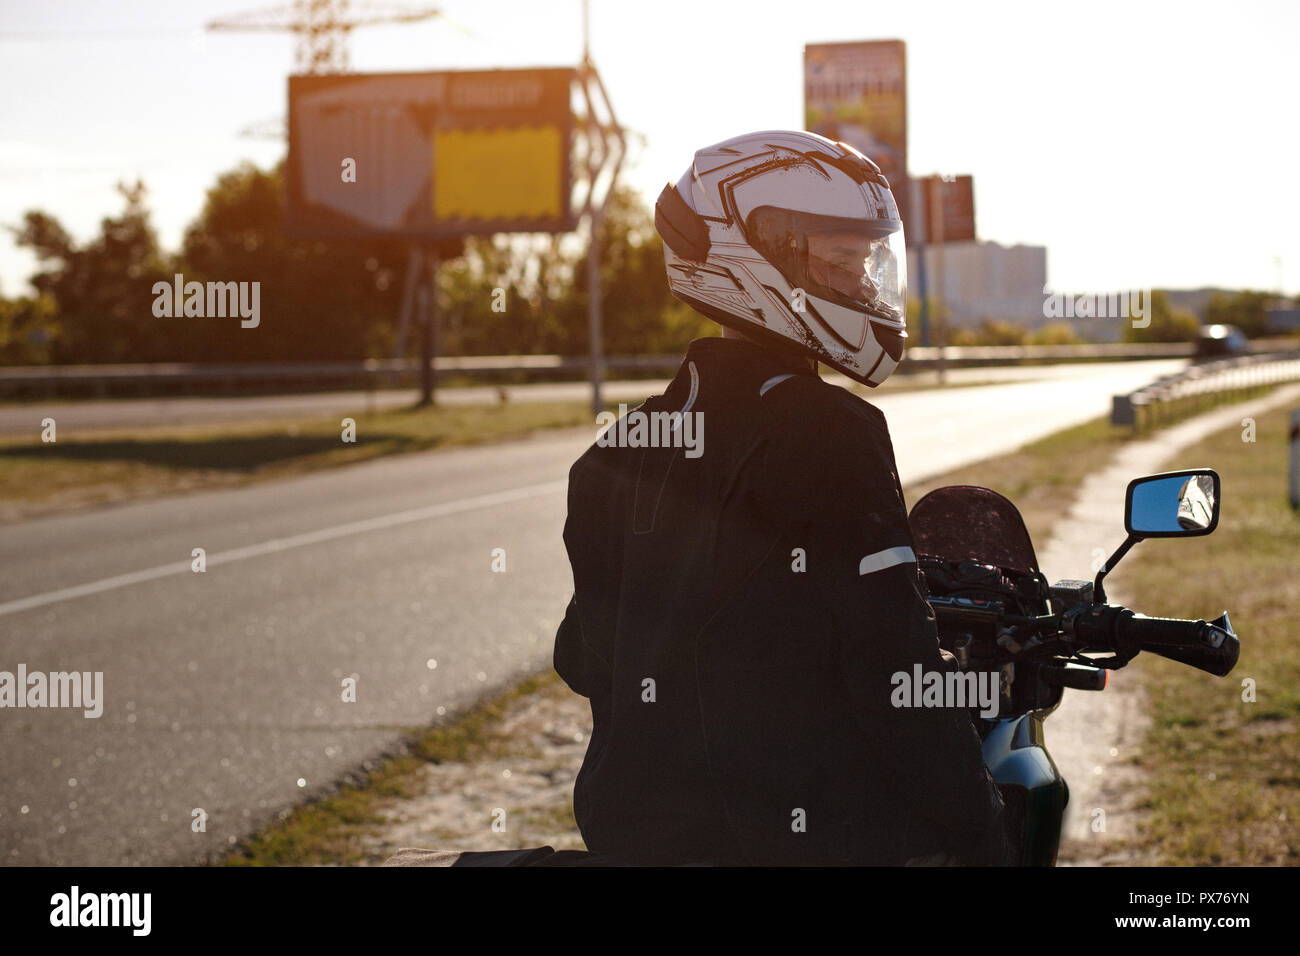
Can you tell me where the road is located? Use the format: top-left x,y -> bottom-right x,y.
0,359 -> 1181,865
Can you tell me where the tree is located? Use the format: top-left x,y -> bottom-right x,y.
1122,290 -> 1198,343
0,293 -> 59,363
438,232 -> 582,356
11,180 -> 173,363
1205,290 -> 1271,338
180,161 -> 408,361
8,163 -> 716,365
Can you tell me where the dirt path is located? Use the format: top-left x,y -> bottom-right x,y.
359,675 -> 590,864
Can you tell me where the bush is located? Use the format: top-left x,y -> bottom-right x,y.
1028,322 -> 1085,346
949,319 -> 1028,347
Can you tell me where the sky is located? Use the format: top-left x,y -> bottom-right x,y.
2,0 -> 1298,299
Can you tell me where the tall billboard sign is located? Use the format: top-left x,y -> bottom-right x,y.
804,40 -> 909,238
926,174 -> 976,244
287,68 -> 575,239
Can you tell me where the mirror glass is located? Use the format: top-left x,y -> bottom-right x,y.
1128,472 -> 1218,535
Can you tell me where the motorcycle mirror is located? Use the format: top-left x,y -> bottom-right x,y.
1095,468 -> 1222,603
1124,469 -> 1220,537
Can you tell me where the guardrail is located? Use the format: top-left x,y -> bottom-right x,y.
0,343 -> 1206,401
1111,350 -> 1300,427
0,356 -> 679,401
8,341 -> 1300,402
902,342 -> 1193,365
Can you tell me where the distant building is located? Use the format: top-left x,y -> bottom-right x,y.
1267,308 -> 1300,332
907,240 -> 1047,329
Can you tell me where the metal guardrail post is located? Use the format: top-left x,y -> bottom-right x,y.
1112,395 -> 1136,427
1290,409 -> 1299,510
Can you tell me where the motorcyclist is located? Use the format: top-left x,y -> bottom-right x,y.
1177,473 -> 1215,531
554,130 -> 1012,865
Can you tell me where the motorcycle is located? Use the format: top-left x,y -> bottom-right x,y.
390,467 -> 1238,868
908,467 -> 1238,866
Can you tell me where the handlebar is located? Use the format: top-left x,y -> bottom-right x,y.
1066,605 -> 1239,677
1117,610 -> 1239,677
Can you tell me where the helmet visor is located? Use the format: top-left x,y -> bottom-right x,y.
747,206 -> 907,325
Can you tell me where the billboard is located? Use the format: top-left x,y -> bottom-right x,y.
925,175 -> 976,243
804,40 -> 909,235
287,68 -> 575,239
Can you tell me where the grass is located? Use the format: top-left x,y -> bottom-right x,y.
0,400 -> 609,523
904,415 -> 1132,546
1116,403 -> 1300,865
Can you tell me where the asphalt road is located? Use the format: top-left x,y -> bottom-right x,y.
0,359 -> 1182,865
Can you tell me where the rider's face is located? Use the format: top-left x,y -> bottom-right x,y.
806,232 -> 879,302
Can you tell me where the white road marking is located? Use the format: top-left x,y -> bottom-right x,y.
0,479 -> 568,618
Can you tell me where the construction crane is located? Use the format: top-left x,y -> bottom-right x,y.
208,0 -> 447,138
207,0 -> 445,75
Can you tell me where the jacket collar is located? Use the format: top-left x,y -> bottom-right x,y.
680,336 -> 819,382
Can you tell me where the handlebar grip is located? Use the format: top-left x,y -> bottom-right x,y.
1117,611 -> 1239,677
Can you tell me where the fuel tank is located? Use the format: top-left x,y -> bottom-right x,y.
982,713 -> 1069,866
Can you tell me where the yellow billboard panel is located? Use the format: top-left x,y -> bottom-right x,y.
434,126 -> 563,221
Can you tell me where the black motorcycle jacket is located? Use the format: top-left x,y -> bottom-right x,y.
554,336 -> 1011,865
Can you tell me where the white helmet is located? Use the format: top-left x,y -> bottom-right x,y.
654,130 -> 908,387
